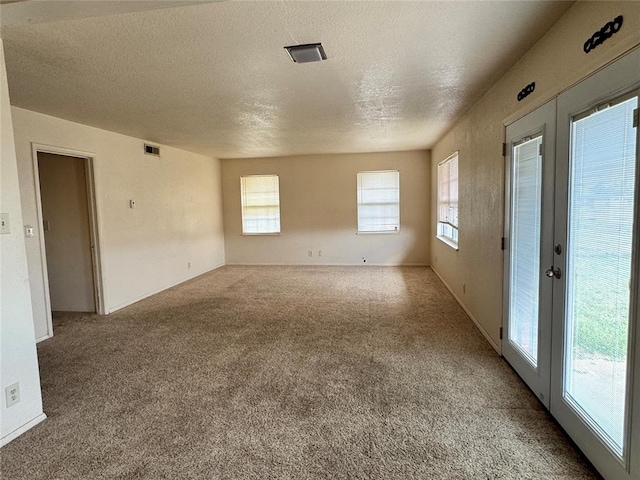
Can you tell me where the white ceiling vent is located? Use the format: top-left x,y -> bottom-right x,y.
284,43 -> 327,63
144,144 -> 160,156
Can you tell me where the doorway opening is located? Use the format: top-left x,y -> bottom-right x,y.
33,145 -> 104,340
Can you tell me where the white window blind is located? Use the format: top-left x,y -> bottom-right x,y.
357,170 -> 400,233
509,136 -> 543,366
240,175 -> 280,234
564,95 -> 637,453
437,153 -> 459,245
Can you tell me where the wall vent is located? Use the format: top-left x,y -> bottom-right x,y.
284,43 -> 327,63
144,144 -> 160,156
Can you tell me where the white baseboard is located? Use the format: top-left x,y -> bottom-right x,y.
35,334 -> 52,344
430,266 -> 501,355
107,262 -> 225,313
1,413 -> 47,448
225,262 -> 431,267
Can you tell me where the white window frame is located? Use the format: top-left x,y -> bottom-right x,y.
356,170 -> 400,234
240,174 -> 281,235
437,152 -> 459,249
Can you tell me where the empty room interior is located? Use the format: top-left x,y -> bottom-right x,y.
1,1 -> 640,478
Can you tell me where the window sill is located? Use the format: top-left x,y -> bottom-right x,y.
357,231 -> 401,235
436,235 -> 459,250
242,233 -> 281,236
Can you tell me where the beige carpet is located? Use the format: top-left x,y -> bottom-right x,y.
1,266 -> 597,479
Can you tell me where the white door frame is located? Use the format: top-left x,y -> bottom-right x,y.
31,143 -> 107,341
502,99 -> 556,408
551,48 -> 640,479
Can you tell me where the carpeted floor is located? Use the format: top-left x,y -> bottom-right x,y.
1,266 -> 597,479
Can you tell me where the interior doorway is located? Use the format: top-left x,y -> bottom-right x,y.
38,152 -> 95,312
33,146 -> 104,339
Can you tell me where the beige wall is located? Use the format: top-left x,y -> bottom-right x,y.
38,153 -> 95,312
0,40 -> 45,445
222,151 -> 430,265
430,1 -> 640,352
12,107 -> 225,339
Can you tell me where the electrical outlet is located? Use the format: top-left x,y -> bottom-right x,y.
318,250 -> 323,257
362,257 -> 367,263
25,225 -> 34,237
308,250 -> 312,257
0,213 -> 10,234
5,383 -> 20,408
129,199 -> 136,209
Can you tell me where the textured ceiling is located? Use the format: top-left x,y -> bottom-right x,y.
1,1 -> 573,159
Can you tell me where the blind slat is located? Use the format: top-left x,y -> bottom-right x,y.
438,153 -> 459,244
241,175 -> 281,234
357,171 -> 400,232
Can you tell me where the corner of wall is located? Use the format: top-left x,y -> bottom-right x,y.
0,39 -> 45,446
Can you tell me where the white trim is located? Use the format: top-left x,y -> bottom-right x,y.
30,143 -> 108,343
241,233 -> 281,236
106,263 -> 225,313
35,334 -> 52,344
436,235 -> 459,250
83,154 -> 106,315
0,413 -> 46,448
224,262 -> 431,267
438,151 -> 459,167
30,145 -> 54,338
431,265 -> 501,354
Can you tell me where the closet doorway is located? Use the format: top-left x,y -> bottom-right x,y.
33,145 -> 104,339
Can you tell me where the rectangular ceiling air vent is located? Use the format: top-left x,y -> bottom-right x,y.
144,144 -> 160,156
284,43 -> 327,63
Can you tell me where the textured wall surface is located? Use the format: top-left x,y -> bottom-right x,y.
0,40 -> 44,445
222,151 -> 430,266
12,107 -> 225,339
430,1 -> 640,352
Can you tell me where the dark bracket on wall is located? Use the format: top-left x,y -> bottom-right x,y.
584,15 -> 623,54
517,82 -> 535,102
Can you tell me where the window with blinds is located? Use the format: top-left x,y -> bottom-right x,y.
357,170 -> 400,233
437,152 -> 459,246
240,175 -> 281,234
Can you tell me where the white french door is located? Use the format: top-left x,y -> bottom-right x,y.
551,50 -> 639,479
505,48 -> 640,479
503,99 -> 556,408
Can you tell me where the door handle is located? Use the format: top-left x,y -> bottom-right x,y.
545,266 -> 562,279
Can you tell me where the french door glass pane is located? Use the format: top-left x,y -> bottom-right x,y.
509,136 -> 543,366
565,96 -> 637,455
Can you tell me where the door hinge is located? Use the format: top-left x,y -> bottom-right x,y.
499,327 -> 503,340
634,108 -> 638,128
502,142 -> 507,156
501,237 -> 505,250
539,142 -> 543,156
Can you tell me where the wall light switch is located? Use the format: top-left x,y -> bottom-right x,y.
5,383 -> 20,408
0,213 -> 10,234
25,225 -> 34,238
129,200 -> 136,209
